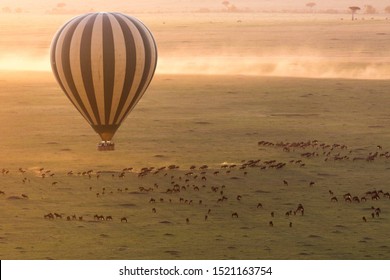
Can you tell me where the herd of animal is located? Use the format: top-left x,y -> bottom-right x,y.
1,139 -> 389,229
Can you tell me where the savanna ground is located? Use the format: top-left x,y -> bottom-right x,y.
1,12 -> 390,259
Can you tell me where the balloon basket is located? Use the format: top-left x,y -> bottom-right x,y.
97,141 -> 115,151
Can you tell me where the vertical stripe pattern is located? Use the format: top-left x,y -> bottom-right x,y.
50,12 -> 157,141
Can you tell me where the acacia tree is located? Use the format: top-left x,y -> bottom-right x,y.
306,2 -> 316,13
222,1 -> 230,10
306,2 -> 316,8
349,6 -> 361,20
221,1 -> 239,12
364,5 -> 376,14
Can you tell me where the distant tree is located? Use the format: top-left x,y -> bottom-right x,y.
349,6 -> 361,20
364,5 -> 376,14
306,2 -> 316,13
384,6 -> 390,14
221,1 -> 239,13
57,3 -> 66,8
228,5 -> 239,12
306,2 -> 316,9
222,1 -> 230,10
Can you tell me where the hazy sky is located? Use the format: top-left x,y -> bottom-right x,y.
1,1 -> 390,13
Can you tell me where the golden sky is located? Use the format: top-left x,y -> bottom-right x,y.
1,1 -> 390,14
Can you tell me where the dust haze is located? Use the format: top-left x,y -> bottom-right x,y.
2,47 -> 389,80
0,52 -> 50,71
1,10 -> 390,79
157,52 -> 390,79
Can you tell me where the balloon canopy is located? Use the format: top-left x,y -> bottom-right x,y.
50,12 -> 157,144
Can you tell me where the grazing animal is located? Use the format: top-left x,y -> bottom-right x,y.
257,203 -> 263,208
289,222 -> 292,228
21,194 -> 28,199
352,196 -> 360,203
205,215 -> 208,221
121,217 -> 128,223
269,221 -> 273,227
309,181 -> 315,187
44,213 -> 54,219
371,193 -> 380,200
283,180 -> 289,186
270,211 -> 274,217
54,213 -> 62,219
106,216 -> 113,221
236,195 -> 242,201
362,216 -> 367,222
296,204 -> 304,215
186,218 -> 190,224
331,196 -> 338,202
152,208 -> 156,213
344,197 -> 352,203
232,212 -> 239,218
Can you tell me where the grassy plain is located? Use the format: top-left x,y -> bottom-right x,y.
1,12 -> 390,259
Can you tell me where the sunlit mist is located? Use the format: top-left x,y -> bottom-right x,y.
2,3 -> 390,79
0,53 -> 50,71
157,55 -> 390,79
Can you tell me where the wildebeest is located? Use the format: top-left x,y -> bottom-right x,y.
44,213 -> 54,219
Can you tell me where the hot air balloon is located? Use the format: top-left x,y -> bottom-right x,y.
50,12 -> 157,151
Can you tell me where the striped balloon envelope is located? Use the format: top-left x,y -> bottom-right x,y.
50,12 -> 157,150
